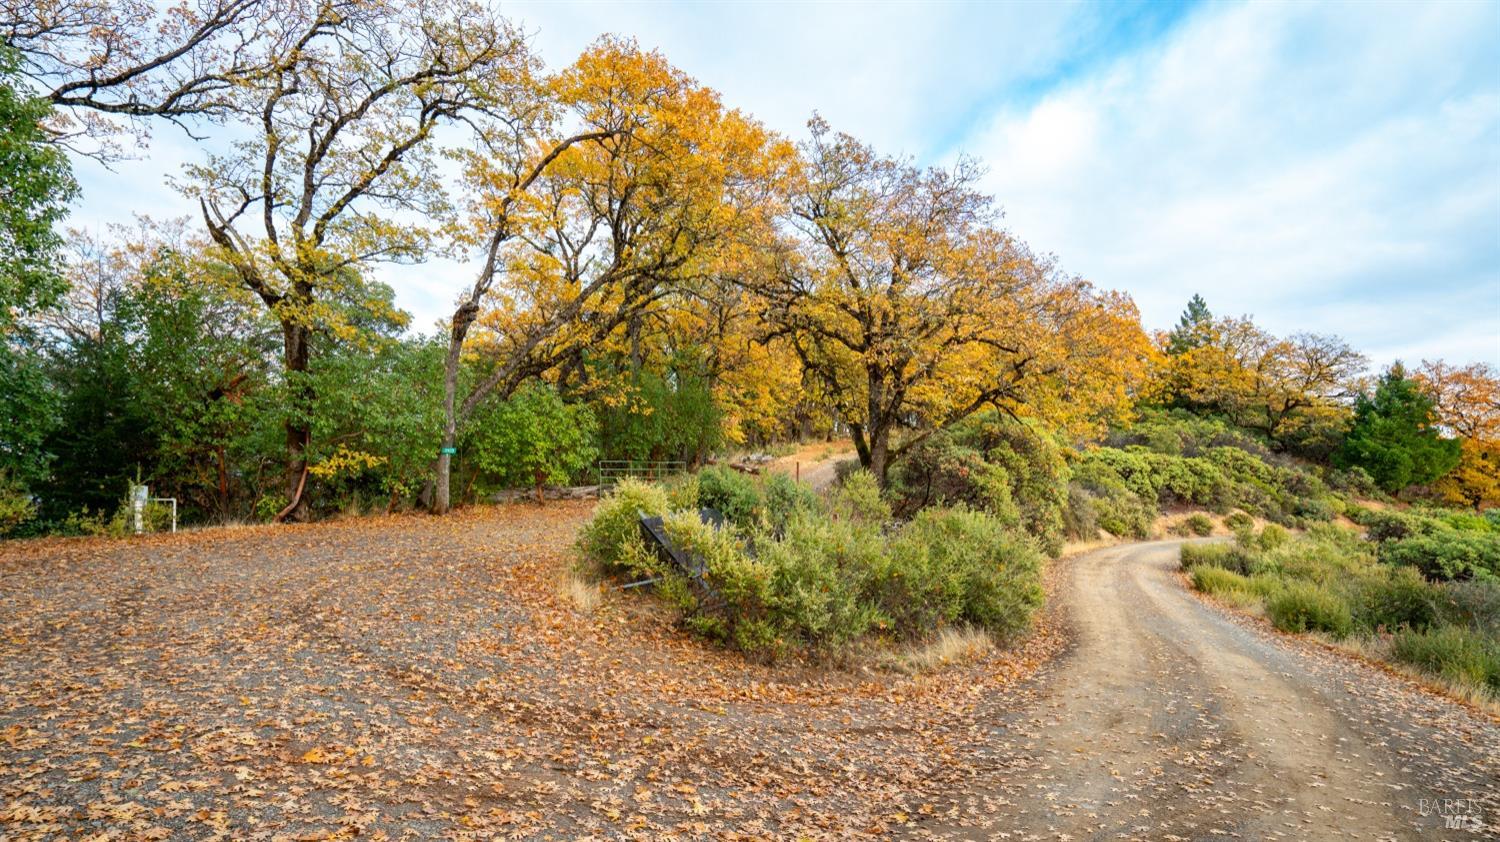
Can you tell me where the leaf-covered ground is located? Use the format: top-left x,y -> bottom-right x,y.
4,508 -> 1498,840
0,503 -> 1062,840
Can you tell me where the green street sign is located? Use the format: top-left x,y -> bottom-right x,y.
439,446 -> 457,455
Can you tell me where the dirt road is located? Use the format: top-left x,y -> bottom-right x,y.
936,540 -> 1500,840
0,513 -> 1495,839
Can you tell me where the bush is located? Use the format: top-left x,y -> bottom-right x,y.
1180,542 -> 1232,571
1390,626 -> 1500,692
829,469 -> 890,525
1379,531 -> 1500,582
697,465 -> 763,529
1062,484 -> 1100,540
1266,582 -> 1353,638
1257,523 -> 1289,551
1224,511 -> 1254,532
889,436 -> 1018,525
1183,513 -> 1214,536
1351,566 -> 1438,633
1192,564 -> 1250,596
762,472 -> 820,533
1437,579 -> 1500,638
577,480 -> 670,573
661,473 -> 700,511
0,472 -> 35,536
878,506 -> 1043,641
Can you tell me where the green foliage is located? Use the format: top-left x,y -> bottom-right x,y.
829,469 -> 891,525
1180,542 -> 1232,571
0,470 -> 34,535
762,471 -> 820,533
1166,294 -> 1213,356
889,436 -> 1017,525
468,382 -> 598,493
1378,531 -> 1500,582
1183,513 -> 1214,536
890,414 -> 1069,553
0,46 -> 77,329
596,366 -> 722,464
1351,566 -> 1438,633
877,506 -> 1044,641
1224,511 -> 1254,532
581,469 -> 1044,659
1333,367 -> 1461,494
1191,564 -> 1251,597
1437,580 -> 1500,638
697,465 -> 763,529
577,479 -> 670,574
661,473 -> 700,511
1390,626 -> 1500,692
1266,582 -> 1353,638
1257,523 -> 1289,551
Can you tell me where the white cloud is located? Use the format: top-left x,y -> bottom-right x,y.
60,1 -> 1500,368
963,1 -> 1500,368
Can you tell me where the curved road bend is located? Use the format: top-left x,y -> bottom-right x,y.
934,540 -> 1500,841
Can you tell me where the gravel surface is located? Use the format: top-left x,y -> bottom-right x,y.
0,512 -> 1494,840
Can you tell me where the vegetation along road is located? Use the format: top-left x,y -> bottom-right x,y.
940,540 -> 1500,840
1,508 -> 1495,840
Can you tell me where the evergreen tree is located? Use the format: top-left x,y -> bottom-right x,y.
1334,364 -> 1461,494
1166,294 -> 1213,355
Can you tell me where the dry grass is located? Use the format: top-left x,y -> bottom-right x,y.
559,568 -> 602,613
1331,634 -> 1500,718
887,627 -> 993,673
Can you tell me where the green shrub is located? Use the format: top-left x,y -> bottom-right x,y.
1224,511 -> 1254,532
662,473 -> 700,511
578,480 -> 670,573
1191,565 -> 1250,596
0,472 -> 36,536
889,436 -> 1019,525
1266,582 -> 1354,638
1379,531 -> 1500,582
1436,579 -> 1500,638
1062,484 -> 1100,540
697,465 -> 763,529
1257,523 -> 1289,551
1390,626 -> 1500,692
762,472 -> 820,533
829,469 -> 890,525
1351,566 -> 1438,633
1184,513 -> 1214,536
878,506 -> 1043,641
1363,510 -> 1427,543
1180,542 -> 1231,570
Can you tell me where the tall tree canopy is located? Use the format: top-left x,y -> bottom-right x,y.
753,118 -> 1148,483
182,0 -> 529,520
430,37 -> 791,512
1152,304 -> 1365,451
1334,365 -> 1461,495
1417,360 -> 1500,509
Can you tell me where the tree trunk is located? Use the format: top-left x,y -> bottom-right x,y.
868,423 -> 891,488
433,301 -> 475,515
279,320 -> 312,522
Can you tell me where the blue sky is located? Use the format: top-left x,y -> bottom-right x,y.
69,0 -> 1500,368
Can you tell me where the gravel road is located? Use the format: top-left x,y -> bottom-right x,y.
934,540 -> 1500,841
0,514 -> 1495,840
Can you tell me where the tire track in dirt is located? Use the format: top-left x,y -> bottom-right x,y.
934,540 -> 1500,841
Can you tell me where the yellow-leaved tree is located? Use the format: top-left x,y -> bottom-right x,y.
430,37 -> 792,512
1417,360 -> 1500,510
1151,303 -> 1366,453
753,118 -> 1150,484
183,0 -> 530,520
